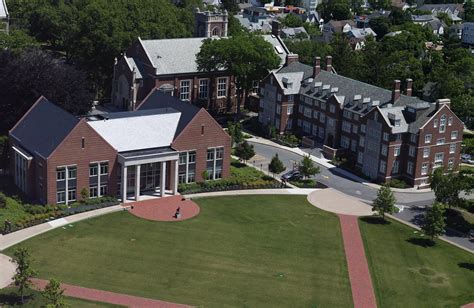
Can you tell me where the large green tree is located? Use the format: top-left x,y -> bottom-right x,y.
421,202 -> 446,242
42,279 -> 66,308
269,153 -> 286,176
298,155 -> 320,179
235,141 -> 255,163
430,169 -> 467,207
11,247 -> 37,304
196,32 -> 280,115
372,184 -> 396,220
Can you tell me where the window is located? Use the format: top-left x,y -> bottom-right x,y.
201,125 -> 205,135
359,136 -> 365,147
439,115 -> 446,133
214,166 -> 223,179
100,163 -> 108,175
354,114 -> 359,121
287,105 -> 293,115
288,95 -> 294,102
89,165 -> 98,176
351,140 -> 357,152
57,168 -> 65,181
312,124 -> 318,136
217,78 -> 227,97
89,186 -> 98,198
277,93 -> 282,101
379,161 -> 386,173
381,145 -> 388,156
357,152 -> 363,164
319,113 -> 326,123
449,143 -> 456,154
409,146 -> 416,157
68,167 -> 77,179
410,134 -> 417,143
448,158 -> 454,170
187,171 -> 196,183
81,137 -> 85,149
57,191 -> 66,203
275,118 -> 280,130
199,79 -> 209,99
352,125 -> 358,134
361,124 -> 366,133
425,134 -> 432,144
313,111 -> 319,119
407,161 -> 414,175
304,107 -> 312,118
343,110 -> 351,119
383,132 -> 389,142
342,121 -> 351,133
421,163 -> 429,175
434,152 -> 444,167
207,149 -> 214,161
433,119 -> 438,128
68,189 -> 76,202
303,121 -> 311,133
448,116 -> 453,126
297,119 -> 302,127
189,151 -> 196,163
100,185 -> 107,196
287,120 -> 292,129
451,131 -> 458,140
340,136 -> 350,149
179,80 -> 191,100
276,105 -> 281,115
423,148 -> 430,158
329,104 -> 336,113
298,105 -> 303,113
436,138 -> 445,145
328,118 -> 335,127
179,153 -> 187,165
216,147 -> 224,160
392,160 -> 399,174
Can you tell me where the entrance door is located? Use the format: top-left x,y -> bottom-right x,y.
140,163 -> 162,192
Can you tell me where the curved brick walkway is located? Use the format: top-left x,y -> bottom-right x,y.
31,278 -> 191,308
126,195 -> 200,222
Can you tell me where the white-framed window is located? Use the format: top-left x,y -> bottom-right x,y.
361,124 -> 366,133
434,152 -> 444,167
302,121 -> 311,133
425,134 -> 432,144
288,95 -> 294,102
199,79 -> 209,99
449,143 -> 456,154
342,121 -> 351,133
287,105 -> 293,115
381,145 -> 388,156
216,147 -> 224,160
436,138 -> 445,145
451,131 -> 458,140
352,125 -> 358,134
410,134 -> 417,143
100,185 -> 107,196
179,80 -> 191,101
189,151 -> 196,163
383,132 -> 389,141
68,167 -> 76,179
379,161 -> 386,173
329,104 -> 336,113
100,162 -> 108,175
340,136 -> 350,149
357,152 -> 363,164
407,161 -> 414,175
319,113 -> 326,123
89,165 -> 98,176
394,146 -> 400,156
57,168 -> 66,181
409,146 -> 416,157
179,153 -> 187,165
439,115 -> 446,133
207,149 -> 214,161
313,111 -> 319,119
421,163 -> 429,175
89,186 -> 98,198
433,119 -> 438,128
448,158 -> 454,170
392,160 -> 399,174
276,105 -> 281,115
277,93 -> 282,101
359,136 -> 365,147
217,77 -> 227,97
448,116 -> 453,126
57,191 -> 66,203
304,107 -> 312,118
68,189 -> 76,202
423,148 -> 430,158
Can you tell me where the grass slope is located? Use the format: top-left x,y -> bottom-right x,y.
4,195 -> 352,307
359,217 -> 474,308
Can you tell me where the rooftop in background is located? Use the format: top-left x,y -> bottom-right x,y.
0,0 -> 8,19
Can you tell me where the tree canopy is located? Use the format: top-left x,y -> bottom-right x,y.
298,155 -> 320,179
421,202 -> 446,242
372,184 -> 396,220
269,153 -> 286,176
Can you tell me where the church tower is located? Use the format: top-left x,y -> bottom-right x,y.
194,8 -> 228,38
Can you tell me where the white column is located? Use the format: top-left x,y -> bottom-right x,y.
97,162 -> 101,197
135,164 -> 141,201
121,165 -> 127,202
161,161 -> 166,197
65,166 -> 69,205
185,152 -> 189,183
173,159 -> 179,195
213,148 -> 217,180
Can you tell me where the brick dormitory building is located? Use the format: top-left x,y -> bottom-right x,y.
258,54 -> 464,187
9,89 -> 231,205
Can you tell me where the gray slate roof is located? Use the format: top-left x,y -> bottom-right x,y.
10,97 -> 80,158
136,89 -> 200,138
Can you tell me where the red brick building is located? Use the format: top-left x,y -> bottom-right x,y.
258,55 -> 464,187
9,89 -> 231,205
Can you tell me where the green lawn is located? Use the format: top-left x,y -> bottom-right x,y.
4,195 -> 352,307
359,217 -> 474,308
0,287 -> 123,307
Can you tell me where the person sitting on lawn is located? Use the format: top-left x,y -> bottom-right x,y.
174,207 -> 181,219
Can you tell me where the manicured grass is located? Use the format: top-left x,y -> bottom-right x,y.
0,287 -> 122,307
4,195 -> 352,307
359,216 -> 474,308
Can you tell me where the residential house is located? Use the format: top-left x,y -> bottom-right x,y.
281,27 -> 309,39
462,22 -> 474,46
418,3 -> 463,23
0,0 -> 8,34
322,19 -> 356,43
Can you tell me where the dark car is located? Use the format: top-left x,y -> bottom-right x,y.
281,170 -> 301,181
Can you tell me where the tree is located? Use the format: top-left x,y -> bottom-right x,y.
235,141 -> 255,162
429,168 -> 465,207
0,30 -> 38,51
368,17 -> 391,38
227,121 -> 244,146
318,0 -> 352,21
80,187 -> 90,202
11,247 -> 37,304
372,184 -> 396,220
421,202 -> 446,242
298,155 -> 320,179
281,14 -> 304,28
42,279 -> 66,308
197,32 -> 281,116
269,153 -> 286,177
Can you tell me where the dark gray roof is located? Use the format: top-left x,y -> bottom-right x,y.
119,146 -> 175,158
10,97 -> 80,158
136,89 -> 200,138
277,61 -> 313,79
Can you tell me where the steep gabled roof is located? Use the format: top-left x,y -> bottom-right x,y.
9,97 -> 80,158
136,89 -> 200,138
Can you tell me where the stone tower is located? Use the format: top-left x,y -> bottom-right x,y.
194,8 -> 228,38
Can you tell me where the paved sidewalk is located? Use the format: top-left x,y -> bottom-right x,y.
185,188 -> 318,199
0,253 -> 15,288
339,214 -> 377,308
31,278 -> 191,308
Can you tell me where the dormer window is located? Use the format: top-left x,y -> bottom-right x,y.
394,119 -> 401,127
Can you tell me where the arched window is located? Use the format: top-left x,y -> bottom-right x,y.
212,27 -> 220,37
439,114 -> 446,133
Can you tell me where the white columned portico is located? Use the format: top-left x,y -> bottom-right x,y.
161,161 -> 166,197
121,165 -> 127,202
173,160 -> 179,195
135,164 -> 141,201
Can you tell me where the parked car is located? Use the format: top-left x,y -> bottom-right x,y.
461,154 -> 474,164
281,170 -> 301,181
469,229 -> 474,240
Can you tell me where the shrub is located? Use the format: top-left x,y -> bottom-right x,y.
389,179 -> 409,189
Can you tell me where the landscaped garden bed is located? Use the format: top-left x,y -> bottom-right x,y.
178,160 -> 285,194
289,179 -> 327,189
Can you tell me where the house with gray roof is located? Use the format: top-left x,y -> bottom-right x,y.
258,54 -> 464,187
0,0 -> 9,34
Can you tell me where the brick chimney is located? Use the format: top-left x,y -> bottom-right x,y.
406,78 -> 413,96
285,53 -> 299,66
313,56 -> 321,77
392,80 -> 401,103
271,20 -> 281,37
435,98 -> 451,110
325,55 -> 333,72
